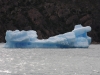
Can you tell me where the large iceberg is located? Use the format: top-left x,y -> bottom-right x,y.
4,24 -> 91,48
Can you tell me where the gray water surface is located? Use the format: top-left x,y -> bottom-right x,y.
0,43 -> 100,75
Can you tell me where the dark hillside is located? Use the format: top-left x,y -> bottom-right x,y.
0,0 -> 100,43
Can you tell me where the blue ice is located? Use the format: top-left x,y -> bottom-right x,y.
4,24 -> 91,48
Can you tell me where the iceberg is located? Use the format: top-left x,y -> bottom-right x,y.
4,24 -> 91,48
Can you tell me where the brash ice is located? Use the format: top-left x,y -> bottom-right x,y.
4,24 -> 91,48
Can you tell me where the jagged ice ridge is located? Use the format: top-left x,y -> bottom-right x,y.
4,24 -> 91,48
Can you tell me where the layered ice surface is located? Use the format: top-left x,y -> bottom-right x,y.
4,24 -> 91,48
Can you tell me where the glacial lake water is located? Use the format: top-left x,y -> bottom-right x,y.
0,43 -> 100,75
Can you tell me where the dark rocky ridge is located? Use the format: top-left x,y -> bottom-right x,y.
0,0 -> 100,43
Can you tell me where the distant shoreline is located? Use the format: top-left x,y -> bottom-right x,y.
91,42 -> 100,44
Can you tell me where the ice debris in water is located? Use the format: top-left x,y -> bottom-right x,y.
4,24 -> 91,48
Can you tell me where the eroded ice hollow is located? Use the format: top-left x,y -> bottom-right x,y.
4,24 -> 91,48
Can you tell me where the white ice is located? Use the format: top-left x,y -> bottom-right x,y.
4,24 -> 91,48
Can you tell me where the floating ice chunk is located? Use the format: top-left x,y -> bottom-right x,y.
4,24 -> 91,48
5,30 -> 37,42
72,24 -> 91,48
